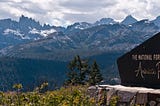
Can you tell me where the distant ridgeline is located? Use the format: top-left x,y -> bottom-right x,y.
117,32 -> 160,88
0,57 -> 67,91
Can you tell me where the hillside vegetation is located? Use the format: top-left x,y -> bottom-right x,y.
0,57 -> 116,106
0,84 -> 118,106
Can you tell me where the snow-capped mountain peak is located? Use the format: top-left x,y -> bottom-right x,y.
94,18 -> 116,25
121,15 -> 137,25
152,16 -> 160,28
67,22 -> 91,30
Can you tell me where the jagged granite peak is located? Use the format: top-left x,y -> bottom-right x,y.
43,23 -> 52,29
0,18 -> 18,30
121,15 -> 137,25
94,18 -> 116,25
130,19 -> 159,34
152,16 -> 160,27
67,22 -> 91,30
0,15 -> 159,50
19,15 -> 37,23
19,15 -> 42,30
0,15 -> 64,49
131,19 -> 157,27
0,18 -> 13,22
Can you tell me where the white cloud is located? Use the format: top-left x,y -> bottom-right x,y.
0,0 -> 160,26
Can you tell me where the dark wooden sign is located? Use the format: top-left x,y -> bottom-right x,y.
117,32 -> 160,88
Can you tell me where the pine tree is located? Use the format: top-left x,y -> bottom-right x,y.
88,61 -> 103,85
65,56 -> 79,85
77,55 -> 89,84
64,55 -> 89,85
64,56 -> 103,86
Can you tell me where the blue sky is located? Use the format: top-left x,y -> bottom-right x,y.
0,0 -> 160,26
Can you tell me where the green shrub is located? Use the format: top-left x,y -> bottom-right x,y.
109,96 -> 119,106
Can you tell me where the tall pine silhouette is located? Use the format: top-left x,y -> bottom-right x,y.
88,61 -> 103,85
65,55 -> 89,85
65,55 -> 103,86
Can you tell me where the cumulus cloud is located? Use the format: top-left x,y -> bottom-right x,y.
59,0 -> 117,12
0,0 -> 160,26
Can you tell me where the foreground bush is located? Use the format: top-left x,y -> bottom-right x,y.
0,85 -> 97,106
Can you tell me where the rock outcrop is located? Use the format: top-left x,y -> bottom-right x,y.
87,85 -> 160,106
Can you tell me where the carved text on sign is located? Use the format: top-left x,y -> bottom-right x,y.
135,62 -> 156,79
132,54 -> 160,61
132,54 -> 160,79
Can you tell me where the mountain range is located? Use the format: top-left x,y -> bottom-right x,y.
0,15 -> 160,91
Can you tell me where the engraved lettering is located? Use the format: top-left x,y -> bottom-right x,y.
135,62 -> 156,79
153,54 -> 160,60
156,61 -> 160,79
135,62 -> 144,78
138,55 -> 152,60
132,55 -> 137,60
132,54 -> 160,61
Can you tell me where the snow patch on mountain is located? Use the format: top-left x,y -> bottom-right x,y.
75,22 -> 91,29
3,29 -> 30,39
94,18 -> 116,25
144,20 -> 150,24
75,25 -> 84,30
29,28 -> 57,37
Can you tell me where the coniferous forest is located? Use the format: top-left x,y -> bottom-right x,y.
0,56 -> 119,106
0,52 -> 120,91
